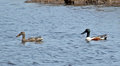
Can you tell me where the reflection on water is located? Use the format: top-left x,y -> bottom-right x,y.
0,0 -> 120,66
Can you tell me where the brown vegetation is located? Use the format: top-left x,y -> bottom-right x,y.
25,0 -> 120,6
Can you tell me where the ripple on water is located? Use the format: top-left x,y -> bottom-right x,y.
0,1 -> 120,66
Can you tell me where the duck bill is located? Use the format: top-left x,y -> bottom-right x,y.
81,31 -> 86,34
16,34 -> 21,37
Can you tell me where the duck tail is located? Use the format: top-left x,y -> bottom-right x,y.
104,36 -> 107,40
104,34 -> 107,40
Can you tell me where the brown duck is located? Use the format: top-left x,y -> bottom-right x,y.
16,32 -> 43,43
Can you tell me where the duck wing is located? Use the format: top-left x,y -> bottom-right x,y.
97,34 -> 107,40
27,37 -> 36,41
27,36 -> 43,42
35,36 -> 43,41
97,34 -> 107,38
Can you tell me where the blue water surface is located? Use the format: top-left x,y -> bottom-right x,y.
0,0 -> 120,66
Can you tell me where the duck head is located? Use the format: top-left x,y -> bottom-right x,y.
16,32 -> 25,37
81,29 -> 90,37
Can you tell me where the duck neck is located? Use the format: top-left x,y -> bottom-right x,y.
86,32 -> 90,37
22,34 -> 26,40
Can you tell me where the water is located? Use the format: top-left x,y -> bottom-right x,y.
0,0 -> 120,66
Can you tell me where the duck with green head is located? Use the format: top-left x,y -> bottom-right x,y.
81,29 -> 107,41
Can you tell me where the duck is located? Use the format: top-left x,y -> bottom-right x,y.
81,29 -> 107,41
16,32 -> 43,43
